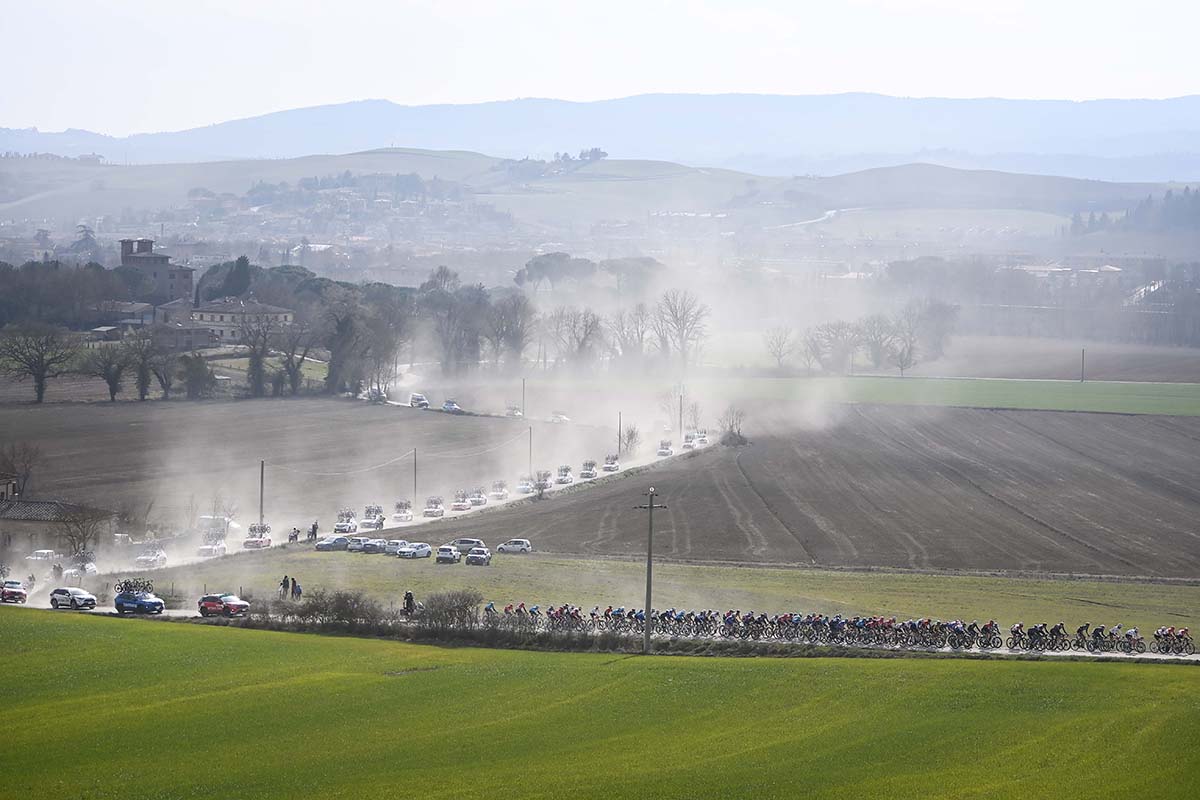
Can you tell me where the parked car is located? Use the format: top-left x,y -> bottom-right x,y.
346,536 -> 371,553
62,562 -> 99,580
197,542 -> 227,558
134,549 -> 167,569
448,537 -> 485,554
383,539 -> 409,555
1,580 -> 28,603
409,392 -> 430,408
465,547 -> 492,566
49,587 -> 97,610
315,536 -> 350,551
198,593 -> 249,616
362,538 -> 390,554
505,405 -> 523,418
436,545 -> 462,564
397,542 -> 432,559
497,539 -> 532,554
441,399 -> 465,415
25,549 -> 57,562
115,590 -> 165,615
549,411 -> 571,424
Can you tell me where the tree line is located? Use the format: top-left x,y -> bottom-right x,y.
763,299 -> 958,376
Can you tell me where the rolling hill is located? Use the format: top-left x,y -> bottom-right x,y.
7,93 -> 1200,181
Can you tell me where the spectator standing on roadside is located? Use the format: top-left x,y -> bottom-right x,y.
293,583 -> 302,602
279,575 -> 289,600
290,577 -> 297,599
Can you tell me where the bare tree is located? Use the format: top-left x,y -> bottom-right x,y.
621,424 -> 642,457
856,314 -> 896,370
150,349 -> 178,400
485,294 -> 535,371
0,441 -> 41,495
55,506 -> 112,556
816,320 -> 859,374
120,328 -> 162,401
801,328 -> 824,375
763,325 -> 796,368
608,303 -> 650,366
275,312 -> 322,395
654,289 -> 709,369
657,386 -> 683,429
0,324 -> 80,403
77,346 -> 129,402
891,301 -> 923,377
686,401 -> 703,432
239,316 -> 278,398
717,404 -> 748,446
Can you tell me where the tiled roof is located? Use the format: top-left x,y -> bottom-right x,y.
0,499 -> 87,522
194,297 -> 292,315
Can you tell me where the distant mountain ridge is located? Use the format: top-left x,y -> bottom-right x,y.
5,93 -> 1200,181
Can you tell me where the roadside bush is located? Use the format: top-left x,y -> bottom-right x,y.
417,589 -> 483,633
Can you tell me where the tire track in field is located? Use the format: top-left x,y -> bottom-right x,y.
731,448 -> 818,563
707,453 -> 772,559
868,410 -> 1144,574
999,411 -> 1200,510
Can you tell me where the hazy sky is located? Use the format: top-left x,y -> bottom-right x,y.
4,0 -> 1198,135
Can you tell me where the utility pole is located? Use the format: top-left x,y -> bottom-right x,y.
678,391 -> 683,438
522,377 -> 526,417
618,411 -> 622,457
528,426 -> 533,478
1080,348 -> 1086,382
635,487 -> 667,655
258,460 -> 265,526
413,448 -> 418,502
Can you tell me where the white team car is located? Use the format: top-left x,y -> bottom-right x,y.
555,466 -> 574,484
549,412 -> 571,424
135,549 -> 167,569
62,562 -> 99,580
334,518 -> 359,534
397,542 -> 432,559
197,542 -> 227,558
580,460 -> 598,479
451,491 -> 472,512
242,532 -> 272,550
360,515 -> 385,531
696,430 -> 709,445
602,455 -> 620,472
497,538 -> 532,554
392,501 -> 414,523
657,440 -> 674,457
516,476 -> 534,494
423,497 -> 445,518
490,481 -> 509,501
683,432 -> 697,450
468,488 -> 488,506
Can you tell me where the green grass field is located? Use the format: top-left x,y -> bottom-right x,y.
146,550 -> 1200,634
1,609 -> 1196,799
520,374 -> 1200,416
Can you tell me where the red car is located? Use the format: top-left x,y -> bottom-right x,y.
198,593 -> 250,617
1,580 -> 27,604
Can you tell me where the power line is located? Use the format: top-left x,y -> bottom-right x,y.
270,448 -> 415,477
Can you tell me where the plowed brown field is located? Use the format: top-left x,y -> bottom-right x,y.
444,405 -> 1200,578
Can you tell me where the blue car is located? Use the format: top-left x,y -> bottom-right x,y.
115,591 -> 165,615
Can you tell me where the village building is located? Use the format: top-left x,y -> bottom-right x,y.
119,238 -> 194,301
190,297 -> 294,344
